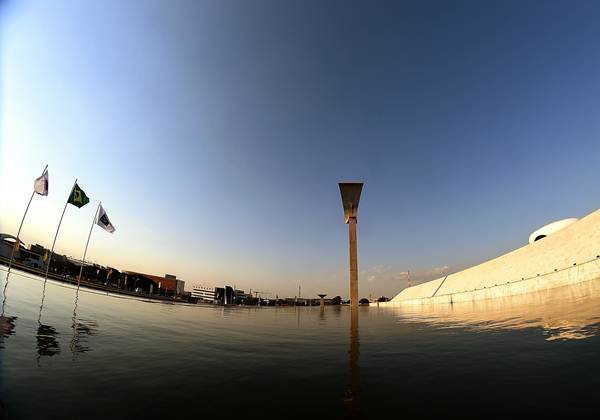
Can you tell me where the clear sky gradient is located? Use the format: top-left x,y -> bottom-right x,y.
2,0 -> 600,298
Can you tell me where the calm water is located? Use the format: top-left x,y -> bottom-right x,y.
2,269 -> 600,419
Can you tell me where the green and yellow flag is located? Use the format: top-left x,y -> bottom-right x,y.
68,183 -> 90,208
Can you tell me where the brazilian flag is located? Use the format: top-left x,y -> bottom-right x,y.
68,183 -> 90,208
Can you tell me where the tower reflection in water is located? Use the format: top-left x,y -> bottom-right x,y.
344,308 -> 362,418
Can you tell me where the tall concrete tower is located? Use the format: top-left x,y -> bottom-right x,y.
339,182 -> 363,309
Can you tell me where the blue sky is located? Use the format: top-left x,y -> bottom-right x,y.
2,0 -> 600,298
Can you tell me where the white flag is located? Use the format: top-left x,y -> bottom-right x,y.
34,168 -> 49,196
95,204 -> 115,233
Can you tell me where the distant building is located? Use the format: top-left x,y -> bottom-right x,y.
0,234 -> 47,269
29,244 -> 46,255
123,271 -> 185,297
234,289 -> 249,300
0,234 -> 20,260
215,286 -> 234,305
0,233 -> 178,297
191,285 -> 216,302
191,285 -> 248,304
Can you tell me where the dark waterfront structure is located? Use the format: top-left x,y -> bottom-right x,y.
338,182 -> 363,309
215,286 -> 234,304
123,271 -> 185,297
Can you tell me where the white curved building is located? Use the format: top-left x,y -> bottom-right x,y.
384,208 -> 600,306
527,218 -> 578,244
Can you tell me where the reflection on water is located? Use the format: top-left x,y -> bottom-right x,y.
344,308 -> 362,418
389,278 -> 600,341
3,270 -> 600,418
1,269 -> 17,349
36,323 -> 60,357
0,315 -> 17,349
1,268 -> 16,349
70,291 -> 98,357
69,318 -> 98,356
36,273 -> 61,361
1,275 -> 9,317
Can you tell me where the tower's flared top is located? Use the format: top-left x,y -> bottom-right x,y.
339,182 -> 363,224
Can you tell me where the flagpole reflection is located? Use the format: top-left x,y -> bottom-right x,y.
67,282 -> 98,359
36,322 -> 60,366
36,298 -> 60,366
70,277 -> 81,360
0,308 -> 17,349
36,280 -> 53,366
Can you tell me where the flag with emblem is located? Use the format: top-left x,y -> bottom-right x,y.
68,183 -> 90,208
34,167 -> 49,196
95,204 -> 115,233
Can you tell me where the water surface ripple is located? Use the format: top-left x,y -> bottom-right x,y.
2,269 -> 600,419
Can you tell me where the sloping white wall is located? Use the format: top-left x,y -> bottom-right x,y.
386,208 -> 600,305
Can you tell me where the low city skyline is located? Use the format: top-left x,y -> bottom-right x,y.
3,0 -> 600,298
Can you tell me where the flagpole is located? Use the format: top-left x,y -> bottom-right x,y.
77,202 -> 100,291
6,164 -> 48,275
6,192 -> 33,270
2,190 -> 33,294
2,165 -> 47,317
43,178 -> 77,286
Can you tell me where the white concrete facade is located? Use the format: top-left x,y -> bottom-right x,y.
383,208 -> 600,306
191,285 -> 216,302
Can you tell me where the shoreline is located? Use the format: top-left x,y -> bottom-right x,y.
0,260 -> 350,308
0,257 -> 188,304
